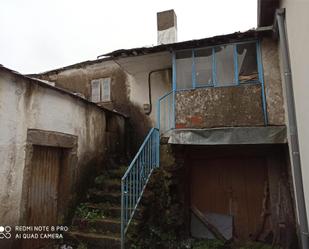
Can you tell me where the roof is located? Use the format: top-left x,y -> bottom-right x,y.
100,27 -> 273,58
32,27 -> 273,76
0,65 -> 127,118
258,0 -> 279,27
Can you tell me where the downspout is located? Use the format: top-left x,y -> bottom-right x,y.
145,68 -> 171,115
276,8 -> 309,249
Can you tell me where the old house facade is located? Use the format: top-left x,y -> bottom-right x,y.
1,4 -> 308,249
25,9 -> 301,248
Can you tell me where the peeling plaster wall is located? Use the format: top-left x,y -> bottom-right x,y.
0,70 -> 125,227
175,84 -> 264,128
38,61 -> 129,113
261,38 -> 285,125
36,54 -> 172,151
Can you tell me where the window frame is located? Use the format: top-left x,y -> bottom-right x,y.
173,40 -> 261,90
91,77 -> 111,103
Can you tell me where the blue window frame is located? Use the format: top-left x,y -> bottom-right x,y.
173,40 -> 261,90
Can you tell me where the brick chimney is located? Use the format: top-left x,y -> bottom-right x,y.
157,9 -> 177,45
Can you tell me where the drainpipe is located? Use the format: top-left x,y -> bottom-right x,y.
146,68 -> 171,115
276,8 -> 309,249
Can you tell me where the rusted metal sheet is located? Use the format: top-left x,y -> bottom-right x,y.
23,145 -> 62,249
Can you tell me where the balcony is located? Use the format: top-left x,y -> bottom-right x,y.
158,40 -> 267,131
157,40 -> 286,144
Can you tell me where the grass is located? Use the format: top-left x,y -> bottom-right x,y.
75,203 -> 105,220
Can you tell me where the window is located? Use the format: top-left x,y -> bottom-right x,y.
194,48 -> 213,86
101,78 -> 111,102
176,50 -> 192,90
215,45 -> 235,86
174,41 -> 260,90
237,43 -> 258,83
91,77 -> 111,103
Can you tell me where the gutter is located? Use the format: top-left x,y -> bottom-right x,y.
276,8 -> 309,249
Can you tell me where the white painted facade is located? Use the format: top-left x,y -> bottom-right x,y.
280,0 -> 309,222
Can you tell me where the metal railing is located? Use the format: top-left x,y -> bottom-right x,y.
121,128 -> 160,249
157,90 -> 175,134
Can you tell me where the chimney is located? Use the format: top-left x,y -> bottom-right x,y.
157,9 -> 177,45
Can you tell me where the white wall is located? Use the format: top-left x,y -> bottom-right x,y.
0,69 -> 122,226
117,52 -> 173,126
280,0 -> 309,219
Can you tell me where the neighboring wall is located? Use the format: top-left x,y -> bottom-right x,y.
0,68 -> 125,227
34,53 -> 172,151
279,0 -> 309,222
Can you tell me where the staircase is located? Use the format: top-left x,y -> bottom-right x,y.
64,165 -> 126,249
64,128 -> 160,249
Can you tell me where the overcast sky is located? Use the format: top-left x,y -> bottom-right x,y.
0,0 -> 257,74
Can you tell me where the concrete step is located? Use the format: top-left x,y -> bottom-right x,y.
72,217 -> 121,234
65,231 -> 120,249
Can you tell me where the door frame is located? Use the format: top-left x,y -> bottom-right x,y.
19,129 -> 77,226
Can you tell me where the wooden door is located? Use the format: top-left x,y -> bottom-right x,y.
191,156 -> 268,240
24,145 -> 63,249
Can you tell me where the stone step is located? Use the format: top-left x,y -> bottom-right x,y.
65,231 -> 120,249
95,179 -> 121,192
84,203 -> 143,219
88,189 -> 121,204
107,167 -> 128,178
73,217 -> 121,234
87,189 -> 150,205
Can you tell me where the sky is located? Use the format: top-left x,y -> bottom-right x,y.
0,0 -> 257,74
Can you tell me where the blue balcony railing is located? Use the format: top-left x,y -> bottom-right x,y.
121,128 -> 160,249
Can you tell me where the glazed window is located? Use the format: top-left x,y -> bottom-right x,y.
91,77 -> 111,103
176,50 -> 192,90
237,43 -> 258,83
215,45 -> 235,86
194,48 -> 213,86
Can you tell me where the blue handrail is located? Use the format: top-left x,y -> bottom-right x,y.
121,128 -> 160,249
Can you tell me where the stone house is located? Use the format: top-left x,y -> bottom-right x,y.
1,4 -> 308,249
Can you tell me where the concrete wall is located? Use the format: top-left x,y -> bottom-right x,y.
261,38 -> 286,125
175,84 -> 264,128
279,0 -> 309,223
0,68 -> 125,227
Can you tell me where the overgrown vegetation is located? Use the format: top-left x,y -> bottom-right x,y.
75,203 -> 105,220
127,168 -> 188,249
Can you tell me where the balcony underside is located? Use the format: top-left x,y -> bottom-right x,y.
166,126 -> 286,145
